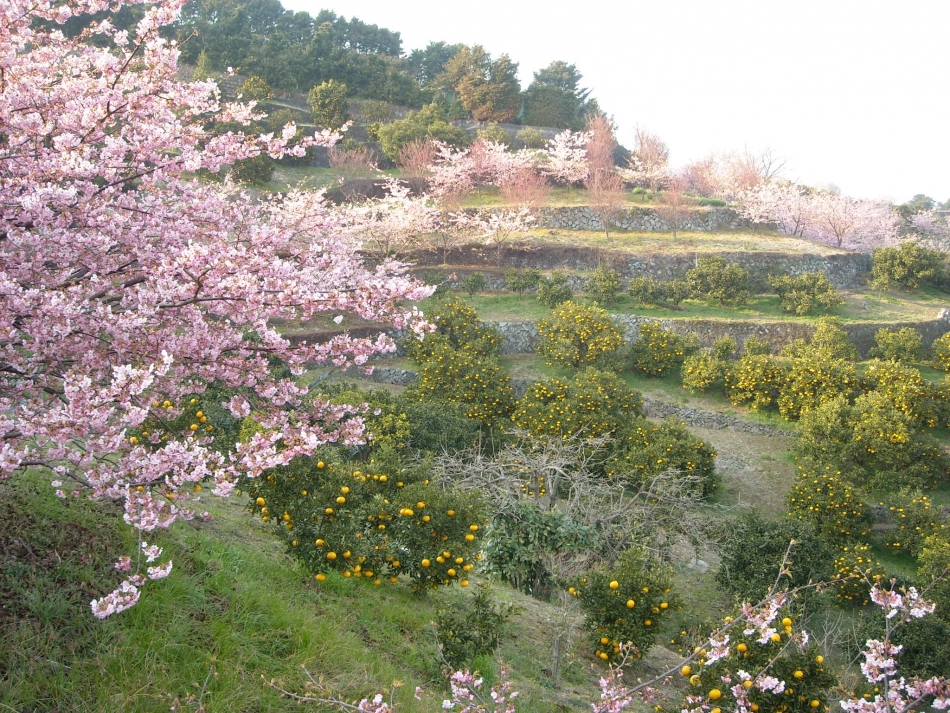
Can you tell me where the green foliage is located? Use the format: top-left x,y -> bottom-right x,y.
516,127 -> 548,149
607,417 -> 719,497
308,79 -> 350,131
475,123 -> 513,148
537,301 -> 625,369
241,452 -> 486,592
404,296 -> 502,363
460,272 -> 486,297
724,354 -> 788,410
743,334 -> 773,356
438,46 -> 522,123
785,464 -> 873,545
485,503 -> 598,597
627,277 -> 690,308
796,392 -> 950,491
871,241 -> 947,290
238,75 -> 271,102
781,318 -> 857,362
406,342 -> 515,428
377,103 -> 471,161
628,322 -> 699,377
513,368 -> 643,439
521,60 -> 593,130
715,512 -> 834,603
712,336 -> 736,361
932,332 -> 950,371
768,271 -> 844,315
831,544 -> 885,607
681,351 -> 728,394
503,267 -> 541,295
676,615 -> 837,713
359,99 -> 393,124
686,256 -> 751,306
399,399 -> 480,454
572,546 -> 675,663
536,271 -> 574,308
584,266 -> 623,305
777,355 -> 858,420
879,492 -> 948,557
229,152 -> 274,184
192,48 -> 215,81
869,327 -> 924,362
434,586 -> 515,669
918,535 -> 950,624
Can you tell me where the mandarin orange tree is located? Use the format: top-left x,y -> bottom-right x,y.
512,368 -> 643,439
241,449 -> 486,591
571,545 -> 676,663
785,465 -> 873,545
537,301 -> 625,369
404,295 -> 502,363
629,322 -> 699,376
725,354 -> 789,410
777,355 -> 858,420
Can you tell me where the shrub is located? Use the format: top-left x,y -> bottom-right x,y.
485,502 -> 598,597
861,359 -> 937,424
797,392 -> 950,492
831,543 -> 885,607
871,241 -> 947,290
715,512 -> 834,603
404,296 -> 502,362
460,272 -> 486,297
918,535 -> 950,624
628,322 -> 699,376
933,333 -> 950,371
399,399 -> 481,454
628,277 -> 690,309
785,464 -> 873,544
868,327 -> 924,362
377,103 -> 471,162
475,123 -> 513,148
681,351 -> 727,394
503,267 -> 541,295
513,368 -> 643,439
434,585 -> 515,669
607,417 -> 719,497
516,127 -> 547,149
537,301 -> 625,369
768,271 -> 844,315
781,317 -> 857,362
743,334 -> 773,356
880,492 -> 948,557
537,271 -> 574,308
712,336 -> 736,361
584,266 -> 623,305
724,354 -> 788,410
572,546 -> 675,663
406,343 -> 515,428
777,355 -> 858,420
686,256 -> 751,306
242,452 -> 486,591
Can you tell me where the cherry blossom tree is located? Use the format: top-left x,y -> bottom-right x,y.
536,129 -> 590,185
337,179 -> 438,258
624,126 -> 671,196
584,116 -> 626,239
0,0 -> 432,617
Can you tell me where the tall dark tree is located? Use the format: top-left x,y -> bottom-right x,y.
407,42 -> 465,87
522,60 -> 594,130
438,45 -> 522,123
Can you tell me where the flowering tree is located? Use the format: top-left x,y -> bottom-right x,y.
338,179 -> 438,257
0,0 -> 432,617
537,129 -> 591,185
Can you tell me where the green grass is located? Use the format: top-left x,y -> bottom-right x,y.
0,472 -> 614,713
453,287 -> 944,325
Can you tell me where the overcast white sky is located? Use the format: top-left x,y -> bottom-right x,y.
281,0 -> 949,204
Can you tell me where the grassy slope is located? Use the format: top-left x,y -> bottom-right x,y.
0,472 -> 614,713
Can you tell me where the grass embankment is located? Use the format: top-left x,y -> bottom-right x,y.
0,471 -> 614,713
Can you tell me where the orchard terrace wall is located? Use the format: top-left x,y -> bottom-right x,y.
487,310 -> 950,359
536,206 -> 752,232
412,246 -> 872,290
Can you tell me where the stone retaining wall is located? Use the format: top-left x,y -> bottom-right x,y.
411,246 -> 871,291
486,310 -> 950,358
537,206 -> 751,232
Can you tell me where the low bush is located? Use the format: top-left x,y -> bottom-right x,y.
434,585 -> 515,669
572,546 -> 675,663
513,368 -> 643,439
404,296 -> 502,363
628,277 -> 691,309
724,354 -> 788,410
780,317 -> 857,362
628,322 -> 699,376
768,271 -> 844,315
537,271 -> 574,308
503,267 -> 541,295
785,464 -> 873,544
460,272 -> 486,296
868,327 -> 924,362
742,334 -> 773,356
686,256 -> 751,306
537,301 -> 625,369
871,241 -> 947,290
681,351 -> 728,393
583,266 -> 623,305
